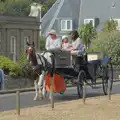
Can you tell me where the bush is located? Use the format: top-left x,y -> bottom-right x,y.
88,31 -> 120,67
0,56 -> 23,77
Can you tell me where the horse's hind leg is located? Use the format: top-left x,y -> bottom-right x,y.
34,80 -> 39,100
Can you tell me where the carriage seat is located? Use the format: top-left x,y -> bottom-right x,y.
53,50 -> 71,68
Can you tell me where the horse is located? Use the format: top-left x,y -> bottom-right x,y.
26,41 -> 55,100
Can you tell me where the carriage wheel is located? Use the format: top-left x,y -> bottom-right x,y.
77,70 -> 86,98
102,62 -> 113,95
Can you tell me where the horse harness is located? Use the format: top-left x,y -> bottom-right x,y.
36,53 -> 52,72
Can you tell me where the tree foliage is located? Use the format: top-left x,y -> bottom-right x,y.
40,0 -> 56,17
103,19 -> 117,32
0,0 -> 30,16
0,0 -> 56,16
88,31 -> 120,67
79,23 -> 96,48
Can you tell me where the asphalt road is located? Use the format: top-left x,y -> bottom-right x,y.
0,82 -> 120,112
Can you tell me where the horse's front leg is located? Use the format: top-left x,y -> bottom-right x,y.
42,78 -> 47,97
38,71 -> 46,98
33,80 -> 39,101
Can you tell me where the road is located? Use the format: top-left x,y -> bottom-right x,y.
0,82 -> 120,112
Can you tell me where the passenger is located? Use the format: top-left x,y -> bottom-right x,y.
61,35 -> 72,51
70,30 -> 84,55
69,30 -> 85,66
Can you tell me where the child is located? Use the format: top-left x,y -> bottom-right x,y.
61,35 -> 73,51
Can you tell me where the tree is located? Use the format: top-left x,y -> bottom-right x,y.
0,0 -> 9,14
6,0 -> 31,16
79,23 -> 96,49
41,0 -> 56,17
0,0 -> 31,16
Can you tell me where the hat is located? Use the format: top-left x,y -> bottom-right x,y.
62,35 -> 68,40
48,29 -> 56,35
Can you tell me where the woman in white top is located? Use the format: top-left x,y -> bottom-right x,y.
45,29 -> 61,50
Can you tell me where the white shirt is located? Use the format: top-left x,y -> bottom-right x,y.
45,36 -> 61,50
72,37 -> 82,50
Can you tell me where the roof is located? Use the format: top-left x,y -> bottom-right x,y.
41,0 -> 81,36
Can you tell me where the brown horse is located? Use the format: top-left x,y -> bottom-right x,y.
26,41 -> 55,100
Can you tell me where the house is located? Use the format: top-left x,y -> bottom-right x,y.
80,0 -> 120,31
42,0 -> 120,37
0,3 -> 41,61
41,0 -> 81,37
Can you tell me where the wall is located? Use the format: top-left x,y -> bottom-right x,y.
3,75 -> 34,90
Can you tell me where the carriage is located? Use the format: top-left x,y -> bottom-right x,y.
50,50 -> 113,98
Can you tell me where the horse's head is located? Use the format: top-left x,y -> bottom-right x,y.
26,41 -> 38,66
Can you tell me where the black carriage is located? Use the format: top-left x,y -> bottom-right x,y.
52,50 -> 113,98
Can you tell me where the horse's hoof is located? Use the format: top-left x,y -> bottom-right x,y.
49,96 -> 51,100
33,96 -> 39,101
42,92 -> 46,98
39,93 -> 44,98
39,96 -> 43,100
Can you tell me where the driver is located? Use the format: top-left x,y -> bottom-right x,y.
45,29 -> 61,50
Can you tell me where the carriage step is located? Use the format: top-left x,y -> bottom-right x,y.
62,75 -> 75,79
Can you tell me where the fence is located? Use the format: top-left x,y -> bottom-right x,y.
0,68 -> 120,115
14,80 -> 112,116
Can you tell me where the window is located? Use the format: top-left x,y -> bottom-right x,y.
10,36 -> 16,61
10,36 -> 16,54
24,36 -> 30,51
61,20 -> 72,31
113,19 -> 120,30
84,19 -> 95,27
